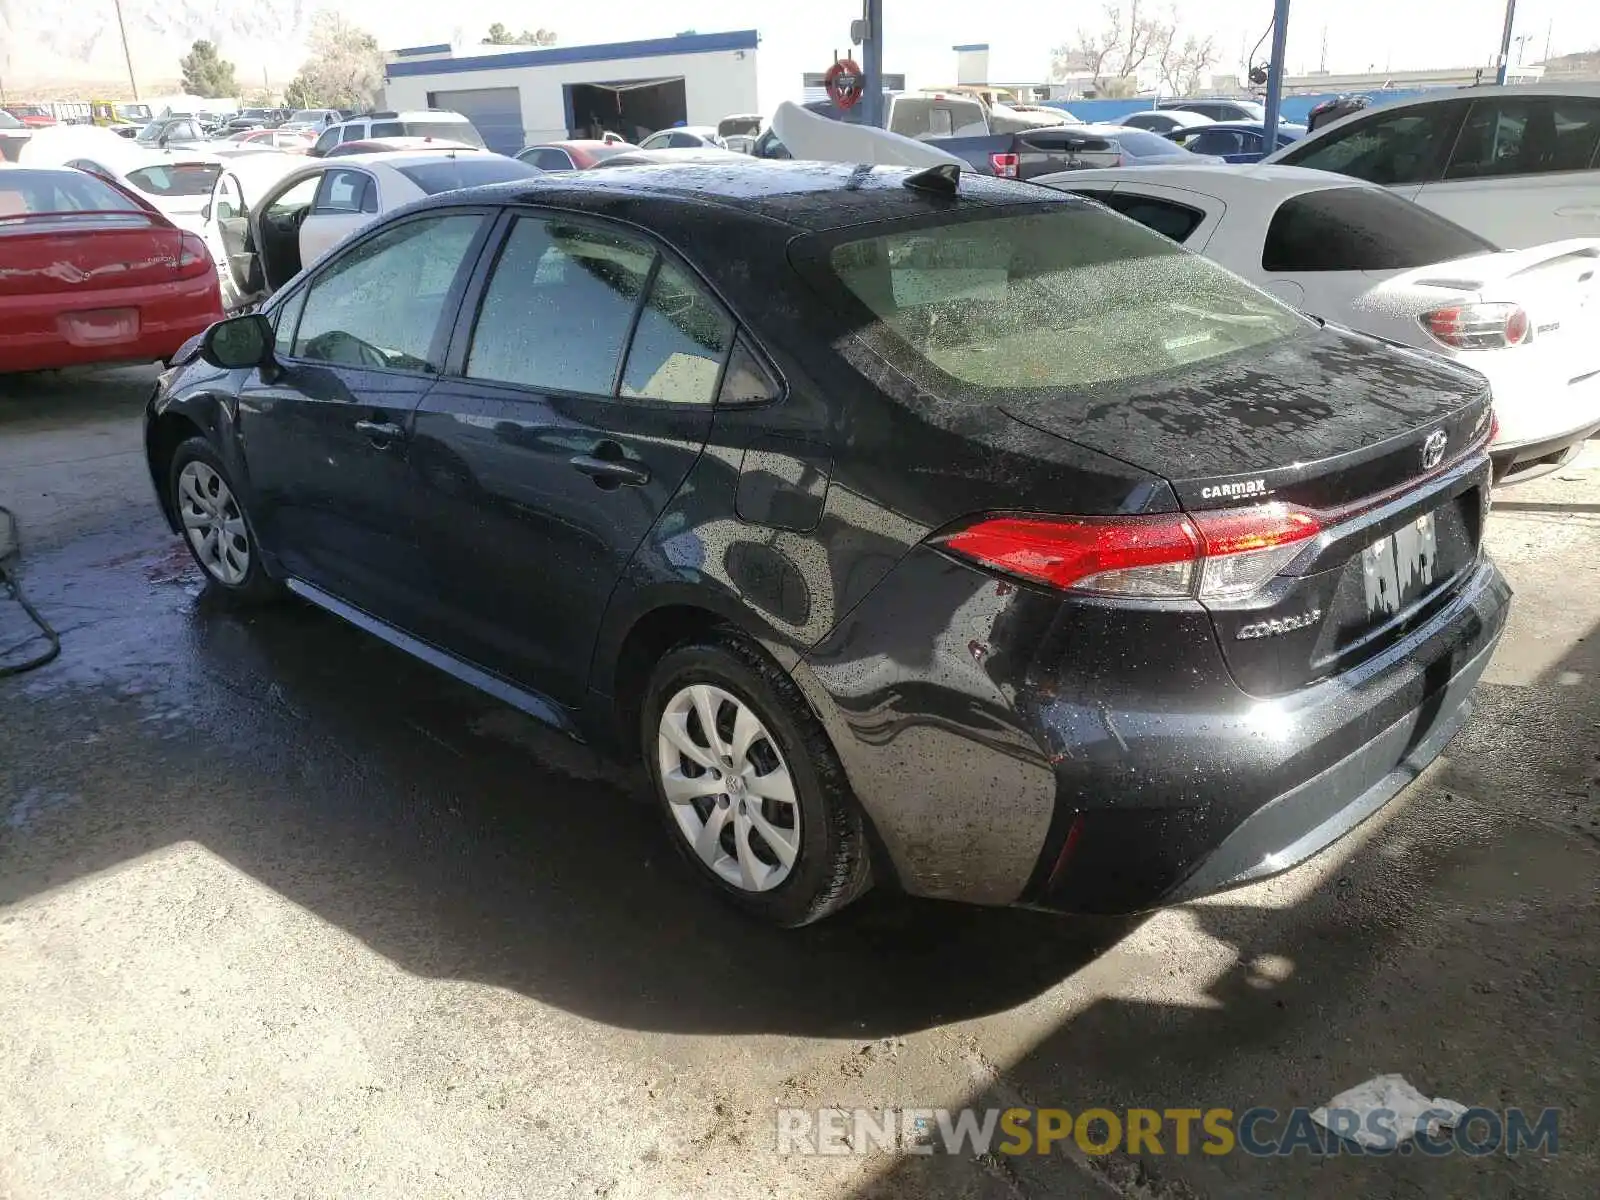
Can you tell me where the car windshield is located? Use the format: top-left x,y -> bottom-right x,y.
0,111 -> 21,129
394,156 -> 539,193
288,111 -> 325,124
1105,129 -> 1186,156
116,104 -> 152,122
0,169 -> 144,216
820,205 -> 1306,392
400,121 -> 486,147
125,163 -> 223,198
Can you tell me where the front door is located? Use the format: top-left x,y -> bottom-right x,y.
236,210 -> 490,624
408,212 -> 727,705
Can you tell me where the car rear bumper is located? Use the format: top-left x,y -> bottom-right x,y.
0,276 -> 223,374
798,544 -> 1510,914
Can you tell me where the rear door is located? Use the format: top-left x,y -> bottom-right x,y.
235,209 -> 492,624
1416,95 -> 1600,248
408,211 -> 729,704
300,167 -> 379,266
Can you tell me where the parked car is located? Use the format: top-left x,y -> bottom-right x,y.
209,151 -> 540,300
1118,108 -> 1214,134
325,137 -> 480,158
0,166 -> 223,373
1041,162 -> 1600,484
223,108 -> 282,134
3,104 -> 57,128
279,109 -> 341,134
214,128 -> 316,154
59,150 -> 224,233
310,110 -> 486,158
1166,120 -> 1307,163
638,126 -> 726,151
1159,98 -> 1266,122
516,140 -> 640,170
1264,84 -> 1600,247
144,160 -> 1507,926
91,99 -> 153,136
590,147 -> 747,169
135,116 -> 211,151
0,110 -> 31,163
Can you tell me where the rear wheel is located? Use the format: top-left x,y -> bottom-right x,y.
168,437 -> 280,605
642,634 -> 872,927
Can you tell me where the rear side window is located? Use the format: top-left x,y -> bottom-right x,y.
338,125 -> 365,144
620,262 -> 733,405
822,206 -> 1305,391
1186,129 -> 1245,157
1262,186 -> 1496,271
1101,194 -> 1206,243
394,157 -> 538,193
370,121 -> 404,138
524,147 -> 574,171
1284,104 -> 1463,184
1446,97 -> 1600,179
126,162 -> 221,198
667,131 -> 703,148
1103,129 -> 1181,157
466,217 -> 654,393
313,127 -> 340,155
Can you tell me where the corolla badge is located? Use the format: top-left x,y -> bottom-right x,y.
1422,429 -> 1448,471
1237,609 -> 1322,640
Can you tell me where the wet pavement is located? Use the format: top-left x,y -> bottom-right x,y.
1,369 -> 1596,1199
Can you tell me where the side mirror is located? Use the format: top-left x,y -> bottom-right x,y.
201,314 -> 275,370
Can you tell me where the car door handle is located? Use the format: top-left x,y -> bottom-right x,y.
569,454 -> 650,486
353,419 -> 404,442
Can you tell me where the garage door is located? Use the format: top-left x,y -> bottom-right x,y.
427,87 -> 525,155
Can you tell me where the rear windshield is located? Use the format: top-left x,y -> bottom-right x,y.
394,121 -> 486,147
1104,129 -> 1184,157
0,170 -> 143,216
395,156 -> 539,193
126,162 -> 222,198
890,98 -> 989,140
823,206 -> 1306,391
1263,186 -> 1497,270
289,111 -> 328,124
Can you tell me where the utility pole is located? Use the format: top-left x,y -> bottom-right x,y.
1262,0 -> 1291,156
1543,19 -> 1553,64
111,0 -> 140,99
1495,0 -> 1518,86
859,0 -> 884,128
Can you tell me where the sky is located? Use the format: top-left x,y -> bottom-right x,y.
377,0 -> 1600,114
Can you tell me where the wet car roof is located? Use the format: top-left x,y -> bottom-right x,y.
433,159 -> 1080,232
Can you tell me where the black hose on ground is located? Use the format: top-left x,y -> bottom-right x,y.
0,505 -> 60,677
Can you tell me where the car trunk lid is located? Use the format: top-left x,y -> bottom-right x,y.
0,213 -> 186,295
1001,325 -> 1494,694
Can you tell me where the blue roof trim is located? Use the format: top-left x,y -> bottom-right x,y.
394,43 -> 451,57
951,43 -> 989,52
386,29 -> 759,77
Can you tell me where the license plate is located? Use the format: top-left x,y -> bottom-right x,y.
59,307 -> 139,345
1361,511 -> 1438,617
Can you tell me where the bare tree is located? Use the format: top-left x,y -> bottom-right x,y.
1151,9 -> 1219,96
1051,1 -> 1207,94
285,11 -> 385,111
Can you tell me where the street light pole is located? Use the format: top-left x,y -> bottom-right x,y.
1495,0 -> 1518,85
860,0 -> 884,128
111,0 -> 140,99
1261,0 -> 1292,154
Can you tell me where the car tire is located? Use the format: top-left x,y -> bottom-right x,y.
642,632 -> 872,927
168,436 -> 281,605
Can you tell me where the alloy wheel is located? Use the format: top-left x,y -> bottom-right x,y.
177,460 -> 250,586
657,683 -> 800,892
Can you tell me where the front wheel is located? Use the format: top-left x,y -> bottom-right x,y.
642,634 -> 872,927
168,436 -> 281,605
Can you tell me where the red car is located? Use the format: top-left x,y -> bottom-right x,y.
2,104 -> 57,128
514,139 -> 639,171
0,168 -> 225,374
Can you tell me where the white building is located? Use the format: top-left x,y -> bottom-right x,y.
382,30 -> 760,154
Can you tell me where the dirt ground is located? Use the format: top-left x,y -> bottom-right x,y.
2,367 -> 1596,1199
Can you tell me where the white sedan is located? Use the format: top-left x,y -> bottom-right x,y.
204,150 -> 540,307
1038,163 -> 1600,484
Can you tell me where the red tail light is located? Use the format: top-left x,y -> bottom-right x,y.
1421,303 -> 1529,350
176,231 -> 212,278
990,152 -> 1019,179
937,503 -> 1322,600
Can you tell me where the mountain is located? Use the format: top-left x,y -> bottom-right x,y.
0,1 -> 507,95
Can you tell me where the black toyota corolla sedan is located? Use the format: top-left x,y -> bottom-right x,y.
144,161 -> 1510,926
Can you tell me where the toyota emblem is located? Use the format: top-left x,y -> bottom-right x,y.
1422,429 -> 1448,470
